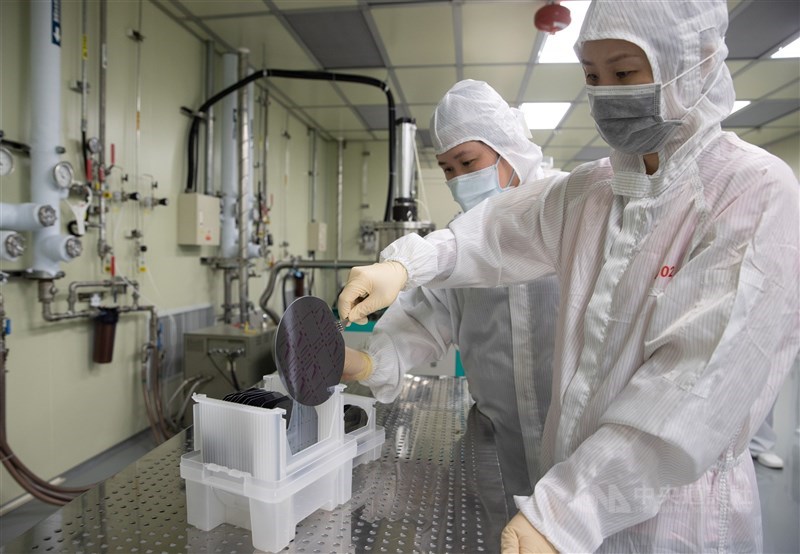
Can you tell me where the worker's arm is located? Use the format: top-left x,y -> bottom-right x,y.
339,173 -> 570,323
343,287 -> 456,403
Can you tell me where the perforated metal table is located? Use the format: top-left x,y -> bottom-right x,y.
4,376 -> 509,553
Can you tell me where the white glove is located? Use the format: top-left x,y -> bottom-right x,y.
343,347 -> 374,382
501,512 -> 558,554
337,261 -> 408,325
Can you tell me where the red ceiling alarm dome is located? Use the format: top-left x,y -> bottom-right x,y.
534,2 -> 572,34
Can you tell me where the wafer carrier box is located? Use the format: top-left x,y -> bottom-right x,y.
180,297 -> 385,552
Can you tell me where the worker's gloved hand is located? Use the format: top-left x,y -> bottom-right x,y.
342,346 -> 374,382
337,261 -> 408,325
501,512 -> 557,554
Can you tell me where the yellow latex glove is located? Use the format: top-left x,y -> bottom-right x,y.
501,512 -> 558,554
337,261 -> 408,325
343,346 -> 373,382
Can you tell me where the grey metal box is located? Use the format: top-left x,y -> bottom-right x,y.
183,324 -> 277,407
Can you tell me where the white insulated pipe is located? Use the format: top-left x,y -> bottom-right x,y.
0,203 -> 56,231
30,0 -> 80,275
219,53 -> 238,259
219,52 -> 259,261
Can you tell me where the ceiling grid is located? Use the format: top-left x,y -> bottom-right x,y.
153,0 -> 798,170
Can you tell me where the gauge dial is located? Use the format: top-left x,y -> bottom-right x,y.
0,146 -> 14,176
86,136 -> 101,154
53,161 -> 75,189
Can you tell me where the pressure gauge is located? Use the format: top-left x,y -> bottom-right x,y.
0,146 -> 14,176
86,136 -> 101,154
53,161 -> 75,189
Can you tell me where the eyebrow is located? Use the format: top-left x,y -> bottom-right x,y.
581,53 -> 642,66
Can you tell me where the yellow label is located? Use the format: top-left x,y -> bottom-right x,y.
82,35 -> 88,60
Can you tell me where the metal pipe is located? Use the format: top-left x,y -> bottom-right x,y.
258,258 -> 365,313
66,278 -> 127,312
336,139 -> 344,261
223,268 -> 234,324
203,40 -> 215,196
80,0 -> 88,146
395,119 -> 416,201
309,128 -> 317,222
97,0 -> 110,261
260,92 -> 268,220
237,49 -> 250,326
38,280 -> 97,322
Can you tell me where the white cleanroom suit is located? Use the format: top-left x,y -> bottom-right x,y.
376,1 -> 800,551
361,80 -> 560,501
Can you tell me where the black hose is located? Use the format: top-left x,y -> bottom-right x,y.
185,69 -> 396,222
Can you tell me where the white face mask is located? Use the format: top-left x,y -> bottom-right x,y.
446,155 -> 516,212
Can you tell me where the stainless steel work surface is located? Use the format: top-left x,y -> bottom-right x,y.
3,376 -> 509,553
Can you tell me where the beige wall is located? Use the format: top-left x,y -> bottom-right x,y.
0,0 -> 338,504
763,132 -> 800,180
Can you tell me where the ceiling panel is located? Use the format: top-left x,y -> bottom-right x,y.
723,99 -> 800,128
204,15 -> 317,69
559,102 -> 594,129
574,144 -> 612,161
168,0 -> 800,170
267,80 -> 345,108
272,0 -> 358,9
371,5 -> 455,66
394,67 -> 459,104
739,126 -> 800,147
521,64 -> 585,102
547,129 -> 599,148
300,106 -> 365,132
766,81 -> 800,101
732,60 -> 800,99
283,10 -> 384,69
531,130 -> 555,145
764,110 -> 800,129
333,69 -> 394,105
333,130 -> 378,141
178,0 -> 271,18
540,145 -> 582,159
461,65 -> 526,101
353,105 -> 412,130
461,3 -> 542,65
726,0 -> 800,59
407,105 -> 437,129
725,60 -> 752,76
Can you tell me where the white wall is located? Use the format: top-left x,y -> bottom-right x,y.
0,0 -> 339,504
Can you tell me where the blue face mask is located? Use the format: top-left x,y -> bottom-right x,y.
447,156 -> 516,212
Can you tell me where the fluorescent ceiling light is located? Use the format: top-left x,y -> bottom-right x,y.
538,1 -> 592,64
520,102 -> 571,129
731,100 -> 751,114
770,38 -> 800,58
771,37 -> 800,59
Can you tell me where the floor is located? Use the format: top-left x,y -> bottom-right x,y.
1,363 -> 798,552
